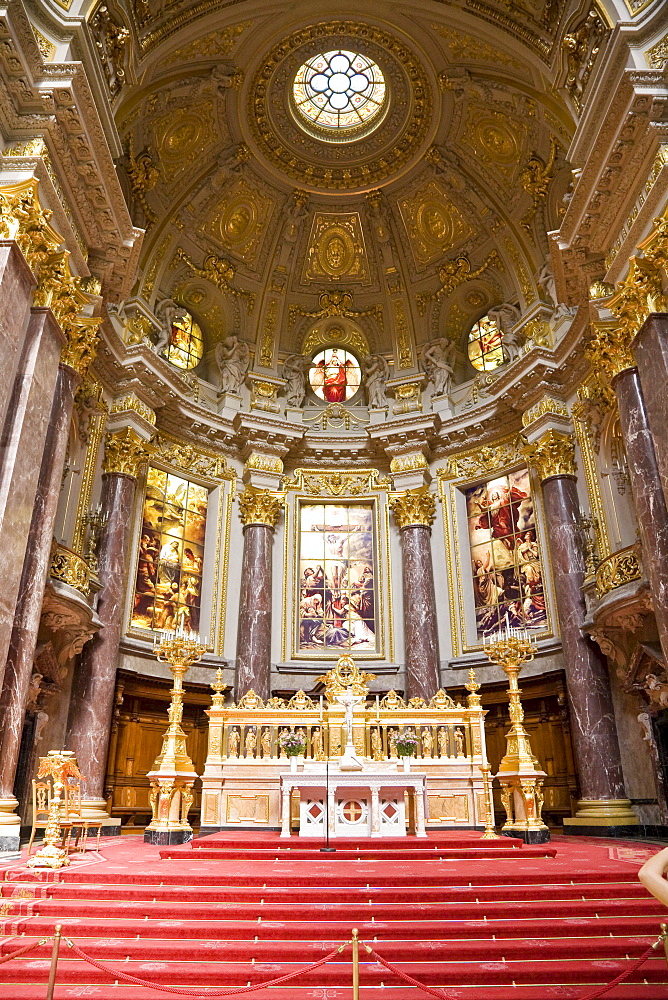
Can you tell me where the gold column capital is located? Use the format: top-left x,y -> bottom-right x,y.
60,315 -> 102,377
389,486 -> 436,528
102,427 -> 149,479
585,320 -> 635,382
237,485 -> 283,527
522,429 -> 576,482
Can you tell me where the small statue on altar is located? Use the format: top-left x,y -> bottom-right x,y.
389,728 -> 398,758
454,728 -> 465,757
437,728 -> 448,758
245,728 -> 257,758
228,728 -> 240,757
371,728 -> 384,761
421,728 -> 433,758
260,728 -> 272,758
278,727 -> 289,757
311,727 -> 324,760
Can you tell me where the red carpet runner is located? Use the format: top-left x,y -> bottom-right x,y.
0,830 -> 666,998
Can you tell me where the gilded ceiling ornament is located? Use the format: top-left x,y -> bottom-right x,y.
461,108 -> 525,180
303,213 -> 369,284
90,4 -> 130,96
393,300 -> 414,370
259,299 -> 278,368
430,24 -> 525,70
125,134 -> 159,225
169,22 -> 253,61
398,180 -> 475,267
289,291 -> 382,330
519,137 -> 558,232
300,323 -> 370,359
152,104 -> 216,182
246,21 -> 432,191
103,428 -> 149,479
237,485 -> 283,527
416,251 -> 501,315
502,236 -> 536,305
522,430 -> 576,481
563,8 -> 608,113
389,486 -> 436,528
285,468 -> 389,496
175,248 -> 255,312
199,178 -> 273,266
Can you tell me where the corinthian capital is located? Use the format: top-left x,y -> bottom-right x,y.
522,430 -> 576,482
237,485 -> 283,527
389,486 -> 436,528
103,428 -> 149,479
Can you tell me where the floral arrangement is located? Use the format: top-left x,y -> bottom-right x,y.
279,730 -> 306,757
395,731 -> 419,757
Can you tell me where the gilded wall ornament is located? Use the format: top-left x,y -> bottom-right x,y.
461,108 -> 525,180
259,299 -> 278,367
150,434 -> 230,483
175,248 -> 255,312
110,393 -> 156,426
300,323 -> 370,359
49,540 -> 91,597
237,486 -> 283,527
200,178 -> 273,266
521,396 -> 569,427
285,468 -> 389,496
393,300 -> 414,369
303,213 -> 369,283
152,103 -> 217,182
398,181 -> 475,266
437,434 -> 525,481
103,428 -> 149,479
519,138 -> 558,231
289,291 -> 382,330
522,430 -> 576,482
389,486 -> 436,528
246,22 -> 432,191
417,252 -> 501,315
431,24 -> 525,71
170,22 -> 253,61
595,545 -> 642,599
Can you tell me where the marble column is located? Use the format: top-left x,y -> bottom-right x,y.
0,362 -> 79,851
235,486 -> 282,701
0,242 -> 36,431
633,313 -> 668,525
390,488 -> 440,702
612,367 -> 668,664
525,428 -> 637,834
66,428 -> 148,826
0,308 -> 65,692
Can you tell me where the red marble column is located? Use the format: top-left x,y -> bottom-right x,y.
632,314 -> 668,510
399,524 -> 440,702
66,430 -> 147,823
235,524 -> 274,701
612,367 -> 668,663
0,364 -> 79,821
0,242 -> 35,431
0,308 -> 65,690
540,474 -> 627,804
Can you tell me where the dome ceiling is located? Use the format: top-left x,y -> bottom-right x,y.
111,0 -> 594,368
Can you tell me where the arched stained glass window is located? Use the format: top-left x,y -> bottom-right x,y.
467,315 -> 504,372
164,309 -> 204,371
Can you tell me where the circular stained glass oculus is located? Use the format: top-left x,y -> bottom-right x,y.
309,348 -> 362,403
293,50 -> 386,139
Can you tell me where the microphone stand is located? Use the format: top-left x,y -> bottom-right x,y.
320,755 -> 336,853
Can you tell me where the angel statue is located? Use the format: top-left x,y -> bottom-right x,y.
362,353 -> 389,409
214,334 -> 250,393
311,348 -> 360,403
422,337 -> 456,396
282,353 -> 312,408
154,298 -> 188,355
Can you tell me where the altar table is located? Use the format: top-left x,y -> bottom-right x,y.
279,769 -> 428,838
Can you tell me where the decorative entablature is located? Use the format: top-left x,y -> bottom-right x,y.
149,432 -> 234,486
284,467 -> 390,496
436,433 -> 525,484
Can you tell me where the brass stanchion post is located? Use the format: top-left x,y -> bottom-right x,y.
352,927 -> 360,1000
45,924 -> 62,1000
661,923 -> 668,968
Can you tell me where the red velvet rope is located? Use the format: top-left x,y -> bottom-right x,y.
364,938 -> 662,1000
65,938 -> 345,996
0,937 -> 47,965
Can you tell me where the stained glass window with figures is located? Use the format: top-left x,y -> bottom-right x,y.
164,309 -> 204,371
467,314 -> 504,371
131,468 -> 208,633
298,503 -> 378,655
465,468 -> 548,641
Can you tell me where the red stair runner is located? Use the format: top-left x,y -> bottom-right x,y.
0,830 -> 665,998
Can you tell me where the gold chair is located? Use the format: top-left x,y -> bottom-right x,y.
27,779 -> 74,856
64,778 -> 103,853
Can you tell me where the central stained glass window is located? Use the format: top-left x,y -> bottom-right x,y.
293,50 -> 386,133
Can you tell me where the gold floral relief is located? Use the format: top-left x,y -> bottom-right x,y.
398,181 -> 475,266
200,179 -> 273,266
303,214 -> 369,284
461,108 -> 526,180
153,104 -> 216,181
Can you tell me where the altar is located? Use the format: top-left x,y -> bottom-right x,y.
280,768 -> 428,838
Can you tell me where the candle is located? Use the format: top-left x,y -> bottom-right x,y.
375,694 -> 380,722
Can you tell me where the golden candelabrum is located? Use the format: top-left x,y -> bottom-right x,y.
464,667 -> 499,840
482,629 -> 550,843
144,627 -> 208,845
27,750 -> 82,869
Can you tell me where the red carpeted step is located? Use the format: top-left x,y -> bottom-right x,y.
159,846 -> 558,861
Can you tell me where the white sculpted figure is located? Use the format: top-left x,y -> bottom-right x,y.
214,335 -> 250,393
154,298 -> 187,355
282,353 -> 311,407
422,337 -> 456,396
488,303 -> 522,363
362,354 -> 389,408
